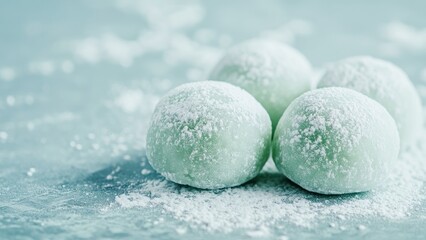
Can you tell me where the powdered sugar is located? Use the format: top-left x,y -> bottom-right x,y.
115,135 -> 426,232
114,89 -> 159,114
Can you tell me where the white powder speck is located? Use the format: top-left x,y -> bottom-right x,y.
246,226 -> 271,238
156,217 -> 164,224
0,131 -> 8,141
141,169 -> 151,175
87,133 -> 96,140
27,122 -> 35,131
6,96 -> 15,106
175,226 -> 188,235
358,225 -> 367,231
75,144 -> 83,150
116,193 -> 150,208
106,166 -> 121,180
74,38 -> 101,64
114,89 -> 144,113
0,67 -> 16,81
113,88 -> 159,114
27,168 -> 36,177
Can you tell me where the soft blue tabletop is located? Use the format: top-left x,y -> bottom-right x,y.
1,1 -> 426,239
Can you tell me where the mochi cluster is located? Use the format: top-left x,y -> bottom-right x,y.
146,39 -> 421,194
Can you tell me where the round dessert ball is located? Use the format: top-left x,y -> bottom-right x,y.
146,81 -> 272,189
209,39 -> 312,130
273,87 -> 400,195
317,56 -> 422,149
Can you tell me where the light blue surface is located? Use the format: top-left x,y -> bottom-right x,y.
0,0 -> 426,239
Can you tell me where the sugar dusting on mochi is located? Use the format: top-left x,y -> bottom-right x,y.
317,56 -> 423,149
273,88 -> 399,194
209,39 -> 312,129
146,81 -> 271,189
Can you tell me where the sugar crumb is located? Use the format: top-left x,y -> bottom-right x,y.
27,168 -> 36,177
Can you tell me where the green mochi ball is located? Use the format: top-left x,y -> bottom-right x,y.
273,87 -> 400,195
317,56 -> 423,149
146,81 -> 272,189
209,39 -> 312,130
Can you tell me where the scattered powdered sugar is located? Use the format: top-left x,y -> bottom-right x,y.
72,0 -> 222,72
114,88 -> 159,114
26,168 -> 37,177
380,21 -> 426,56
115,134 -> 426,232
0,67 -> 16,81
0,131 -> 8,142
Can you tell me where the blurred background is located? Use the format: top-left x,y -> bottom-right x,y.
0,0 -> 426,239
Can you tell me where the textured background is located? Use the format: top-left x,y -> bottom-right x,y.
1,0 -> 426,239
